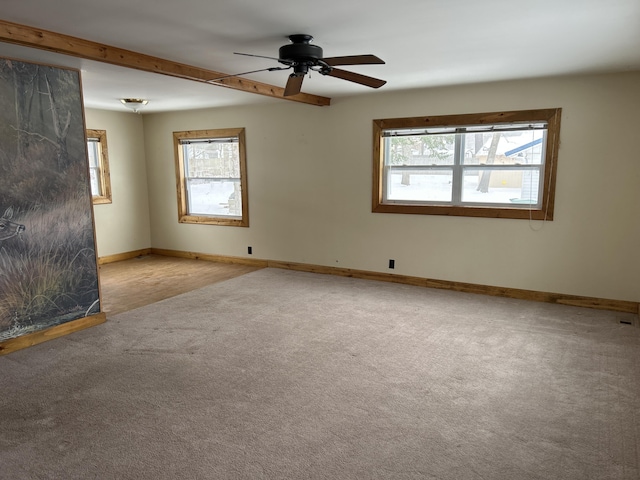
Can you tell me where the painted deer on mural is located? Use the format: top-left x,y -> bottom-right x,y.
0,208 -> 25,243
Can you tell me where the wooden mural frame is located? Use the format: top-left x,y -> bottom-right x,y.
0,56 -> 104,355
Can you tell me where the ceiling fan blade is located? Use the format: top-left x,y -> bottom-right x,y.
208,66 -> 290,83
283,74 -> 304,96
234,52 -> 281,61
323,68 -> 386,88
234,52 -> 295,66
322,54 -> 385,66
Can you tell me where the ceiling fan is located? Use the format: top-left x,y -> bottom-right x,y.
210,34 -> 386,97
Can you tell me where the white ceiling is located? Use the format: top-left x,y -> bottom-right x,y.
1,0 -> 639,113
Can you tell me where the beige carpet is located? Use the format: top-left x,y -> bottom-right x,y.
1,268 -> 639,479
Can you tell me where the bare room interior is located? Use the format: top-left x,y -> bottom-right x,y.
1,1 -> 639,479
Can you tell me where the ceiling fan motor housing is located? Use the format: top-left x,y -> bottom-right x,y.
279,35 -> 323,64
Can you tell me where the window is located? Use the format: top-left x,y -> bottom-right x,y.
373,109 -> 561,220
174,128 -> 249,227
86,129 -> 112,204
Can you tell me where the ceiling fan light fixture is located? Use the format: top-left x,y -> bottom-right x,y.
120,98 -> 148,113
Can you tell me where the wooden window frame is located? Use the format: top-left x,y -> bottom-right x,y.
86,129 -> 112,205
173,128 -> 249,227
372,108 -> 561,220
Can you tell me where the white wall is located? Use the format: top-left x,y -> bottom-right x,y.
140,72 -> 639,302
85,108 -> 151,258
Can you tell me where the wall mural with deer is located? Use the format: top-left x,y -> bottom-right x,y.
0,57 -> 100,342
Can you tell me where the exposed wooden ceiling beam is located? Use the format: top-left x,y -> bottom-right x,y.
0,19 -> 331,107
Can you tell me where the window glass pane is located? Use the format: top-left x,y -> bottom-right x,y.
462,130 -> 544,165
183,140 -> 242,218
183,142 -> 240,179
89,167 -> 100,196
87,140 -> 99,168
385,135 -> 455,166
386,168 -> 453,202
461,167 -> 541,206
86,141 -> 101,196
187,179 -> 242,217
383,129 -> 545,206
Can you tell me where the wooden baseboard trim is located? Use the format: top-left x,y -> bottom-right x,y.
98,248 -> 152,265
0,313 -> 107,356
267,260 -> 638,314
150,248 -> 269,268
268,261 -> 640,313
142,249 -> 639,315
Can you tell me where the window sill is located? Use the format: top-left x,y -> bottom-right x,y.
92,196 -> 112,205
372,202 -> 552,220
178,215 -> 249,227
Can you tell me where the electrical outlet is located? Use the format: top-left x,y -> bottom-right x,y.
248,246 -> 252,255
388,259 -> 395,269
